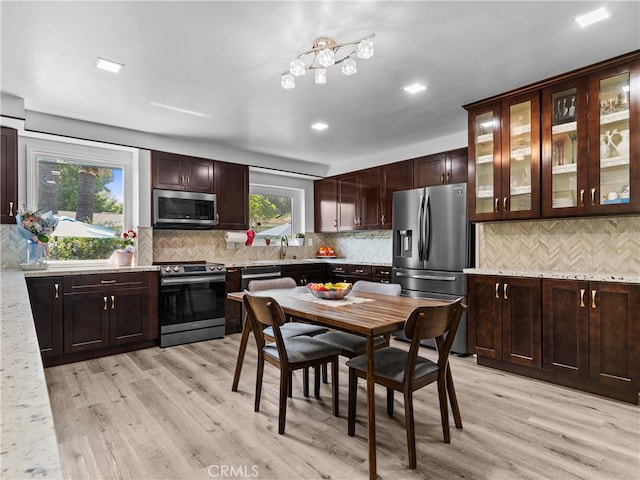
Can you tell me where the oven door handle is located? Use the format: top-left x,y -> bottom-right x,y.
161,276 -> 225,286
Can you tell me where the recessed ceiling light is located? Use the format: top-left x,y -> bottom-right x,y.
575,7 -> 610,28
311,122 -> 329,131
95,57 -> 124,73
403,83 -> 427,94
150,102 -> 211,117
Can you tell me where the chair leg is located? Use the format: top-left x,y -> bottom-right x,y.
279,370 -> 289,435
303,368 -> 310,398
386,388 -> 394,416
288,372 -> 293,398
232,316 -> 251,392
404,389 -> 417,469
446,365 -> 462,429
314,365 -> 321,399
254,352 -> 264,413
347,368 -> 357,436
322,362 -> 328,384
437,376 -> 450,444
331,360 -> 339,417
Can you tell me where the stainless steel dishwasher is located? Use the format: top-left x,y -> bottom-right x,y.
240,265 -> 282,317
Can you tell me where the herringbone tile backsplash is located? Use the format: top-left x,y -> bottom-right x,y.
477,215 -> 640,274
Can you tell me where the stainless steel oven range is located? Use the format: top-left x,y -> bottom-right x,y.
157,262 -> 226,347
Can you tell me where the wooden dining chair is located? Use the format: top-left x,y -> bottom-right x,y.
243,292 -> 341,434
232,277 -> 328,398
346,298 -> 467,469
314,280 -> 401,414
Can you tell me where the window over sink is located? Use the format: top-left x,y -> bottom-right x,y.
249,184 -> 304,244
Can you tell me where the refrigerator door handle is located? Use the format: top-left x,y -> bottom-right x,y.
418,194 -> 425,261
424,194 -> 431,261
395,272 -> 457,281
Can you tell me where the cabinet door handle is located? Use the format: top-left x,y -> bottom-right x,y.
9,201 -> 14,216
441,173 -> 445,184
495,197 -> 500,213
111,295 -> 116,310
186,176 -> 190,188
447,172 -> 451,183
580,189 -> 585,207
333,219 -> 337,228
503,283 -> 508,300
591,290 -> 597,309
495,282 -> 500,299
591,188 -> 596,206
103,296 -> 108,311
54,283 -> 59,299
180,175 -> 184,186
580,288 -> 585,308
381,214 -> 385,225
503,196 -> 509,212
216,213 -> 220,223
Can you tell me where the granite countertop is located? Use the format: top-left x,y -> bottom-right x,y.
464,268 -> 640,284
225,258 -> 392,268
0,270 -> 63,479
22,264 -> 159,278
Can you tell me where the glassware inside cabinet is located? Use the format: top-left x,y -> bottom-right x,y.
551,87 -> 579,208
598,72 -> 630,205
474,110 -> 495,214
508,100 -> 532,212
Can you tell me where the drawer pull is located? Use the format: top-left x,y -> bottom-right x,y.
591,290 -> 597,309
54,283 -> 59,299
354,269 -> 365,273
103,296 -> 108,311
379,270 -> 389,275
580,289 -> 585,308
101,280 -> 117,284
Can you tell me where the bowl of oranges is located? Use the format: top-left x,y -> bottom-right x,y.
306,282 -> 352,300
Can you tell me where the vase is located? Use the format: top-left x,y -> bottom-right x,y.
23,240 -> 48,270
114,250 -> 134,267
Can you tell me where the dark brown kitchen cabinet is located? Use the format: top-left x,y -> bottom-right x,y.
1,126 -> 18,224
63,272 -> 150,353
329,263 -> 348,282
314,177 -> 338,232
338,168 -> 381,230
225,268 -> 242,334
371,265 -> 392,283
380,160 -> 413,228
281,263 -> 327,286
348,264 -> 372,282
214,160 -> 248,229
151,150 -> 214,193
413,147 -> 468,188
26,276 -> 63,358
543,279 -> 640,391
468,275 -> 541,369
467,92 -> 541,221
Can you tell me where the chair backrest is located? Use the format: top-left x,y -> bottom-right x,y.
402,298 -> 468,385
351,280 -> 401,296
248,276 -> 297,292
243,292 -> 289,362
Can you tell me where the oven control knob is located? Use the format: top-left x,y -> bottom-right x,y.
217,265 -> 223,270
209,266 -> 214,271
165,266 -> 171,273
173,266 -> 180,272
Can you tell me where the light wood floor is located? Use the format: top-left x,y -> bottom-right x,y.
45,334 -> 640,480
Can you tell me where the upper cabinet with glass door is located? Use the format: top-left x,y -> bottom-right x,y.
587,60 -> 639,214
541,78 -> 589,216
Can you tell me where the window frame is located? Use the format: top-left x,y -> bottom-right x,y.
25,135 -> 139,265
249,183 -> 304,239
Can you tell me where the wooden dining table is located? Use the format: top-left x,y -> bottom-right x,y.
228,286 -> 446,480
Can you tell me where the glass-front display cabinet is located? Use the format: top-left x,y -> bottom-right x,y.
468,104 -> 501,221
587,61 -> 639,214
501,93 -> 540,220
542,78 -> 589,216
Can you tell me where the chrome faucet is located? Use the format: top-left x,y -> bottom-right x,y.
279,236 -> 288,260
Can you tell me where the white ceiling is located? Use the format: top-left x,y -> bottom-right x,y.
1,1 -> 639,176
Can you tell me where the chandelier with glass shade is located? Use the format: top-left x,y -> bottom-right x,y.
281,33 -> 375,89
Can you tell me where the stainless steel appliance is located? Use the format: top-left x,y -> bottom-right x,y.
240,265 -> 282,319
392,183 -> 473,355
158,262 -> 226,347
153,189 -> 218,229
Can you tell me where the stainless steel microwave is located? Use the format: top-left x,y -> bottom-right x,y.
153,189 -> 218,229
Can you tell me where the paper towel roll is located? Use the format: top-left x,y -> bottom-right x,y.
225,231 -> 247,244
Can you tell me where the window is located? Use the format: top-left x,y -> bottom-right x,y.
26,137 -> 138,262
249,184 -> 304,242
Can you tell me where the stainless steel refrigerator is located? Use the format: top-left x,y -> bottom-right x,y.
391,183 -> 473,355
